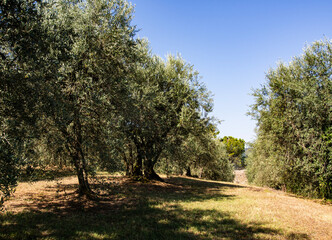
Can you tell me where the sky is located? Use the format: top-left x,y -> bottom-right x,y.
129,0 -> 332,143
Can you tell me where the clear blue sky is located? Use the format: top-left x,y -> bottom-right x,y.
129,0 -> 332,143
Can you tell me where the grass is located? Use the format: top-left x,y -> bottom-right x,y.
1,175 -> 331,239
18,167 -> 75,182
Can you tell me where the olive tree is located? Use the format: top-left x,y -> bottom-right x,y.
38,0 -> 137,196
247,40 -> 332,199
0,0 -> 48,206
118,45 -> 215,180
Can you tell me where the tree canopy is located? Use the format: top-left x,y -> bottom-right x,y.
247,40 -> 332,199
0,0 -> 234,202
221,136 -> 245,168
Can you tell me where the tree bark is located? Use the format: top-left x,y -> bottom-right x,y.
73,154 -> 91,196
71,109 -> 94,199
185,166 -> 191,177
131,149 -> 143,179
144,158 -> 164,182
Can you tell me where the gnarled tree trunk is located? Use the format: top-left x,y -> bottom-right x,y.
185,166 -> 191,177
143,154 -> 164,182
73,153 -> 91,196
71,111 -> 94,199
131,147 -> 143,179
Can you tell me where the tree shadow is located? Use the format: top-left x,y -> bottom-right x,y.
0,176 -> 310,240
166,176 -> 246,189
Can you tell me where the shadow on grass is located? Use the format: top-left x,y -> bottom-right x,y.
167,176 -> 245,187
0,176 -> 310,240
18,168 -> 75,182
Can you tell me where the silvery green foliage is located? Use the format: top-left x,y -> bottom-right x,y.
117,47 -> 218,180
38,0 -> 138,194
0,137 -> 19,210
0,0 -> 231,195
247,40 -> 332,199
158,126 -> 234,182
0,0 -> 138,196
0,0 -> 47,207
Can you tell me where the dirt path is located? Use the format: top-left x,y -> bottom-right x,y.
233,169 -> 248,185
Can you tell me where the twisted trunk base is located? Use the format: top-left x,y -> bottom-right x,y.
144,160 -> 164,182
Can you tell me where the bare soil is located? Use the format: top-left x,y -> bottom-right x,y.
233,169 -> 248,185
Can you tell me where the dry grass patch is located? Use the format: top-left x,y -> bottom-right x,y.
218,184 -> 332,239
1,175 -> 331,239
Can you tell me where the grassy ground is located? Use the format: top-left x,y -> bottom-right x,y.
1,175 -> 331,240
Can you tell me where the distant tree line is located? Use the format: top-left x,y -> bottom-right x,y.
247,40 -> 332,199
221,136 -> 245,169
0,0 -> 234,204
